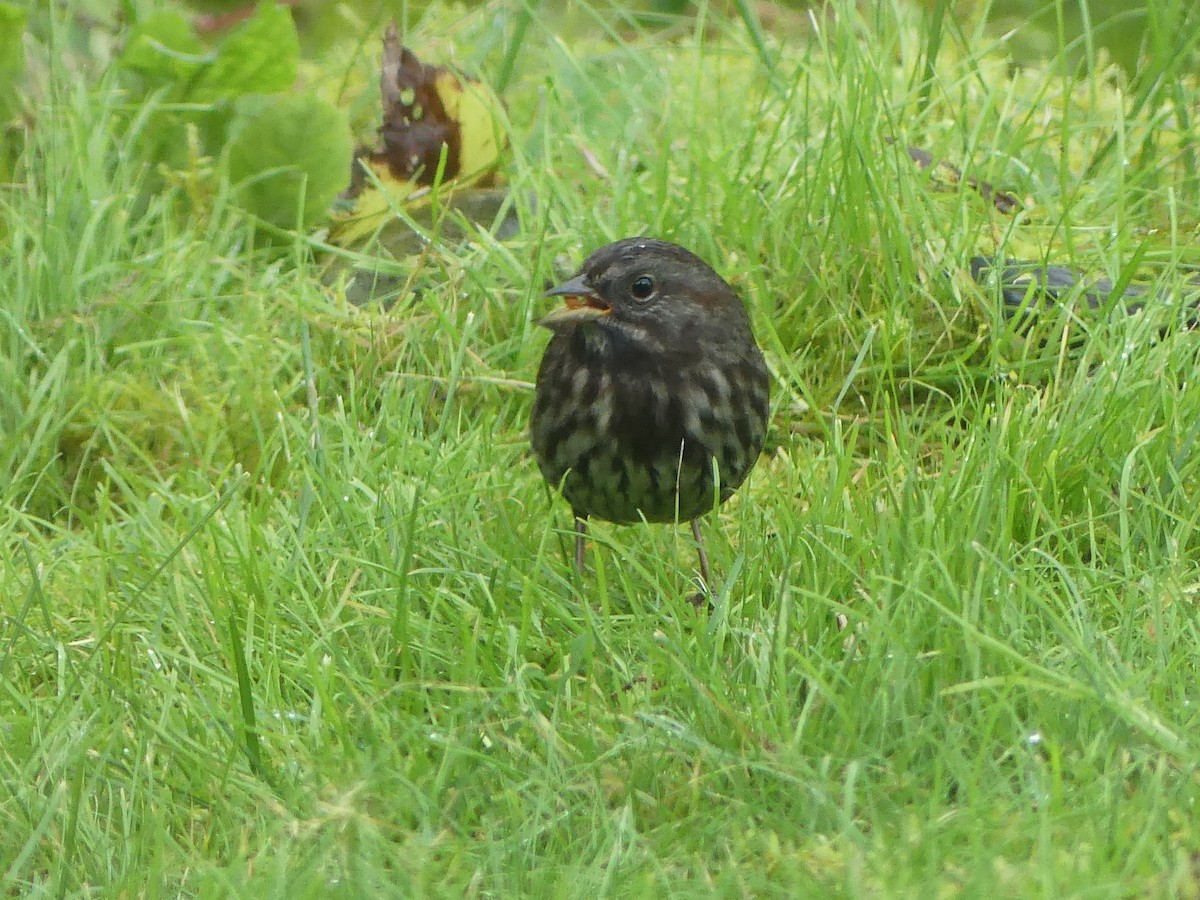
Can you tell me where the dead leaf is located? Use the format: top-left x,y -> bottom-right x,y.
894,139 -> 1023,214
336,27 -> 505,236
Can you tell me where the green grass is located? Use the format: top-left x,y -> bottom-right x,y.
5,0 -> 1200,895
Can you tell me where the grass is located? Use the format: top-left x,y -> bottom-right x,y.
4,0 -> 1200,895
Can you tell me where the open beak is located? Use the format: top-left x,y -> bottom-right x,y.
538,274 -> 612,329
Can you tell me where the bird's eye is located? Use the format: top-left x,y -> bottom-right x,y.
630,275 -> 656,301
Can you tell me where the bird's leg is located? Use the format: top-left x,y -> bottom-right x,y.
691,518 -> 712,591
574,516 -> 588,574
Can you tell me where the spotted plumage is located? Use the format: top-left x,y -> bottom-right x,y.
530,238 -> 770,586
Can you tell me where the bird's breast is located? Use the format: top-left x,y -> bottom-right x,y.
531,333 -> 768,524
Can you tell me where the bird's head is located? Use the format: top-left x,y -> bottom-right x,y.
538,238 -> 753,361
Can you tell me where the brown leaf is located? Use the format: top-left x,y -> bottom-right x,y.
894,139 -> 1023,214
347,27 -> 479,198
330,27 -> 506,251
193,0 -> 299,36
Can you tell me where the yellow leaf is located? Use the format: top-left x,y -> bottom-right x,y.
329,27 -> 506,249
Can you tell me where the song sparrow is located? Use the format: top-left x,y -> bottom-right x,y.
530,238 -> 770,587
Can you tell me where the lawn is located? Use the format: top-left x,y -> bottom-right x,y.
4,0 -> 1200,895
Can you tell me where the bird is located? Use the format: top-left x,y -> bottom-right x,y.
530,238 -> 771,590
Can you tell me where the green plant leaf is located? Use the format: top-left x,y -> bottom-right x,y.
193,3 -> 299,103
226,92 -> 353,229
119,9 -> 208,85
119,10 -> 208,85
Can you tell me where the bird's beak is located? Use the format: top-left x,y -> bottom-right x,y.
538,274 -> 611,329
